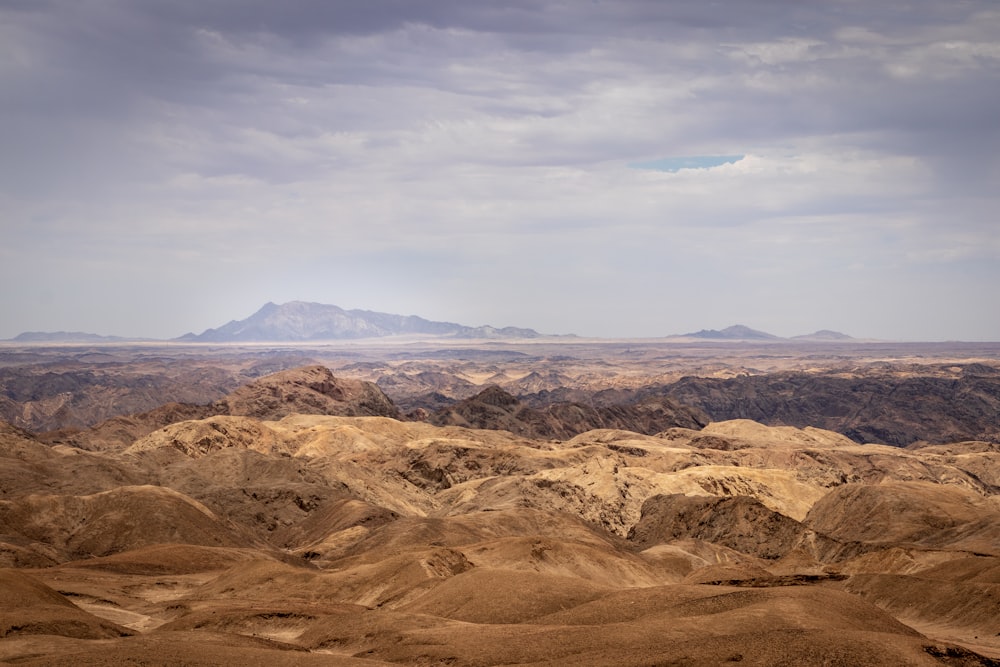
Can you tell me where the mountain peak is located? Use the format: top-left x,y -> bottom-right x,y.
178,301 -> 540,342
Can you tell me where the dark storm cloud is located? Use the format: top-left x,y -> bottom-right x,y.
5,0 -> 996,187
8,2 -> 996,134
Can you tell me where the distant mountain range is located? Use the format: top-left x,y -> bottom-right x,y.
7,305 -> 855,343
10,331 -> 132,343
678,325 -> 853,342
176,301 -> 542,342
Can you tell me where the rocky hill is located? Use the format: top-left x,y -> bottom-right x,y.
428,385 -> 708,439
217,365 -> 400,422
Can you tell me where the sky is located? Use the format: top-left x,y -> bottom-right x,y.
2,0 -> 998,341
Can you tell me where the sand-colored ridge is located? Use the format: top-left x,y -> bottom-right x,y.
219,364 -> 401,422
0,485 -> 253,562
125,415 -> 288,458
701,419 -> 861,448
54,543 -> 281,575
400,567 -> 611,624
460,535 -> 668,587
346,610 -> 955,667
805,481 -> 1000,552
0,630 -> 394,666
0,569 -> 131,640
844,571 -> 1000,658
628,492 -> 842,561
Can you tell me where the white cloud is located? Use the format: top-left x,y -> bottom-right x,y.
723,38 -> 828,66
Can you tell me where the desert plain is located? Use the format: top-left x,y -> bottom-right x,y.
1,338 -> 999,665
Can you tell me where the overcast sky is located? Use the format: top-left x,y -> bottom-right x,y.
2,0 -> 998,340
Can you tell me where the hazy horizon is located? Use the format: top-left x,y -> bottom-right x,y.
5,299 -> 1000,343
2,1 -> 998,341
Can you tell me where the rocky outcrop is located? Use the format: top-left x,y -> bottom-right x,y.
216,365 -> 400,421
627,493 -> 847,561
429,386 -> 708,439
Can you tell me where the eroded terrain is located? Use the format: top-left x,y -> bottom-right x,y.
1,341 -> 999,665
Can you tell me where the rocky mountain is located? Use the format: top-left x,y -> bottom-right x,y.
177,301 -> 540,342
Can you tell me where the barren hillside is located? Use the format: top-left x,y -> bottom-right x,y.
1,365 -> 999,665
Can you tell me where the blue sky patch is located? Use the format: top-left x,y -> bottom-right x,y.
629,155 -> 745,172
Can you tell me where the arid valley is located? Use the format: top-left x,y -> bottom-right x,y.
6,0 -> 1000,662
2,336 -> 1000,665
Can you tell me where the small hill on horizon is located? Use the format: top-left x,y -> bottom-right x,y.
792,329 -> 855,341
681,324 -> 782,340
177,301 -> 541,342
678,325 -> 854,341
10,331 -> 132,343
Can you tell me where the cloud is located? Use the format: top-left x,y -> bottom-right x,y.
629,156 -> 745,172
1,0 -> 998,340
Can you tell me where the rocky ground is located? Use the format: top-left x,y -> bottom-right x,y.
0,350 -> 1000,665
4,340 -> 1000,446
0,352 -> 999,665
